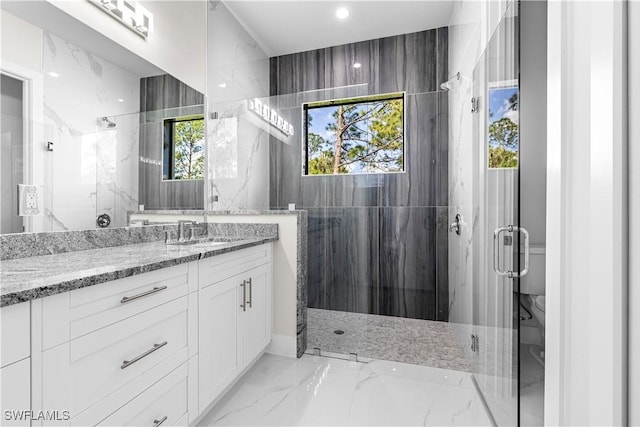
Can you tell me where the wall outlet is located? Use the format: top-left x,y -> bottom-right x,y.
18,185 -> 44,216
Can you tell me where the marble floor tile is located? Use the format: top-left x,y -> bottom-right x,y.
307,308 -> 471,371
198,354 -> 360,426
197,354 -> 491,427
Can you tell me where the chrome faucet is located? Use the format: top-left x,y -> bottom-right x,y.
177,220 -> 197,241
190,223 -> 208,239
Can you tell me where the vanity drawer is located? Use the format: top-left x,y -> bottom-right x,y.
42,296 -> 189,421
199,243 -> 271,288
95,364 -> 188,427
0,302 -> 29,368
42,262 -> 196,349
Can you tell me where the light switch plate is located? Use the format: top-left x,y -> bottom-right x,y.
18,185 -> 44,216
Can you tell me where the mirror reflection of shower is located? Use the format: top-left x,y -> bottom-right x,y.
100,116 -> 116,128
440,72 -> 461,91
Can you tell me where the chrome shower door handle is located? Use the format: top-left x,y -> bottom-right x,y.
518,226 -> 530,278
493,226 -> 511,277
493,225 -> 530,278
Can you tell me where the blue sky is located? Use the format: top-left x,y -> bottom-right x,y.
488,87 -> 519,125
308,106 -> 339,141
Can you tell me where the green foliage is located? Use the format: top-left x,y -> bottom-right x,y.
488,117 -> 518,168
488,146 -> 518,168
306,97 -> 404,175
174,118 -> 205,180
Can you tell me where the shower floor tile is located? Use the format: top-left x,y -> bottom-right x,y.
196,354 -> 492,427
307,308 -> 471,372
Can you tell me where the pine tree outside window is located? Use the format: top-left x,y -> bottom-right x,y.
162,115 -> 205,180
303,93 -> 405,176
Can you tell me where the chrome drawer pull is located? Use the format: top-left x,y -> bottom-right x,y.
240,280 -> 247,312
153,416 -> 168,427
247,277 -> 253,308
120,286 -> 168,304
121,341 -> 168,369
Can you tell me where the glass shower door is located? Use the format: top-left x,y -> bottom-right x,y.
470,2 -> 522,426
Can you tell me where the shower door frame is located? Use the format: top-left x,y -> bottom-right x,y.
469,2 -> 522,425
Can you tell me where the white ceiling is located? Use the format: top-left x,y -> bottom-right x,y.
224,1 -> 455,57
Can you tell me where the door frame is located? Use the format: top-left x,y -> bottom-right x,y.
628,1 -> 639,425
1,61 -> 44,232
545,1 -> 628,425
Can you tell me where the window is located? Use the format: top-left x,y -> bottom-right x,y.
303,93 -> 405,175
488,86 -> 519,169
162,115 -> 205,180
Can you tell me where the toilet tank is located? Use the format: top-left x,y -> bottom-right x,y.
519,245 -> 545,295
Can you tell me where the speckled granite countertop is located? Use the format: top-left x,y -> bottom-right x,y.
0,236 -> 276,308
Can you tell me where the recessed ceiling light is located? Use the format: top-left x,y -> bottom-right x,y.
117,98 -> 125,103
353,62 -> 362,69
48,72 -> 60,78
336,7 -> 350,19
219,82 -> 227,88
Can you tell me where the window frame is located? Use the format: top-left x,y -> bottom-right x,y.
302,92 -> 406,177
162,114 -> 206,181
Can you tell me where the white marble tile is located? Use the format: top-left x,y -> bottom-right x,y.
364,359 -> 475,389
198,354 -> 360,426
347,369 -> 490,426
205,2 -> 271,212
42,31 -> 140,231
197,354 -> 492,427
96,112 -> 139,228
208,117 -> 238,180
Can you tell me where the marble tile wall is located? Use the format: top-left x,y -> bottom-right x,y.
269,29 -> 449,321
43,32 -> 140,231
96,113 -> 139,228
138,75 -> 205,210
205,1 -> 270,211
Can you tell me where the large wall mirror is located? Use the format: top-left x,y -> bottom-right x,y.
0,1 -> 205,234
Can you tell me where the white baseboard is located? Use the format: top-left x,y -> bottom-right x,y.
266,334 -> 297,357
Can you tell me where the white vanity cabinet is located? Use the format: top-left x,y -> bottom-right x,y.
198,244 -> 273,412
0,302 -> 31,427
33,262 -> 198,427
11,241 -> 273,426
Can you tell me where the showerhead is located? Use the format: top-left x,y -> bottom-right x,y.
101,117 -> 116,128
439,72 -> 461,92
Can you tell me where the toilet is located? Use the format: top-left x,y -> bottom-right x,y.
528,295 -> 545,338
520,245 -> 545,365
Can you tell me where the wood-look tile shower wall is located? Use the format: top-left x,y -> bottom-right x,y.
138,74 -> 205,209
269,28 -> 449,321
